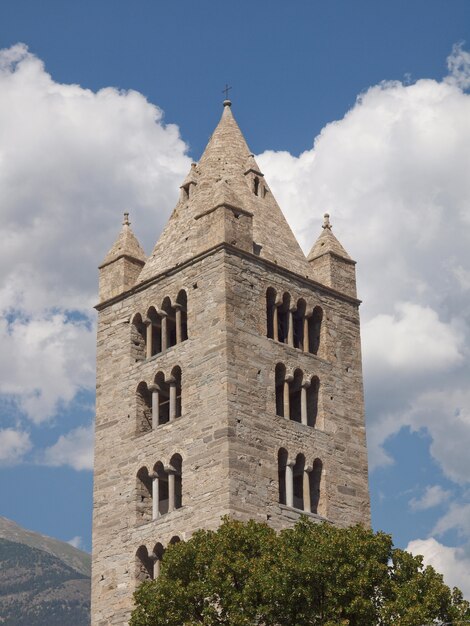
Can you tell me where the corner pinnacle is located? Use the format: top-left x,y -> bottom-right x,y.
123,212 -> 130,226
322,213 -> 332,230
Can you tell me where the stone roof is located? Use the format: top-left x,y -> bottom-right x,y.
100,213 -> 146,268
138,101 -> 310,282
307,214 -> 353,263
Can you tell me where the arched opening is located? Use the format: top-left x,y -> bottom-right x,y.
154,372 -> 169,425
275,364 -> 286,417
169,536 -> 181,545
131,313 -> 146,361
293,299 -> 306,349
310,458 -> 323,515
277,448 -> 288,505
170,366 -> 182,419
169,453 -> 183,510
136,382 -> 152,434
152,542 -> 165,578
278,293 -> 290,344
147,307 -> 162,357
309,306 -> 323,355
136,467 -> 152,525
293,454 -> 305,510
135,546 -> 153,582
289,369 -> 303,423
307,376 -> 320,428
153,461 -> 168,517
253,176 -> 260,196
266,288 -> 277,339
161,297 -> 176,349
176,290 -> 188,342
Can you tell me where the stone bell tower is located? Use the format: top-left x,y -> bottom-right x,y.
91,100 -> 370,626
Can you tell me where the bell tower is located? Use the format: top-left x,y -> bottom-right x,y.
91,100 -> 370,626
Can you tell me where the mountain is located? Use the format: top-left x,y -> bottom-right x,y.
0,517 -> 90,626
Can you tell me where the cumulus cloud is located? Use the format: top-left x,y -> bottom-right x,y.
0,428 -> 32,465
0,43 -> 190,423
42,424 -> 94,471
67,536 -> 84,550
407,537 -> 470,598
409,485 -> 451,511
258,44 -> 470,484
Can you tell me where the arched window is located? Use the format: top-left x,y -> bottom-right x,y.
170,366 -> 182,420
169,535 -> 181,546
146,307 -> 162,358
293,454 -> 305,510
161,297 -> 176,350
131,313 -> 146,361
278,293 -> 290,344
153,461 -> 167,517
152,543 -> 165,578
136,467 -> 152,525
308,306 -> 323,355
253,176 -> 260,196
135,546 -> 153,582
136,382 -> 152,434
289,369 -> 303,423
266,288 -> 277,339
307,376 -> 320,428
169,453 -> 183,511
293,299 -> 306,349
277,448 -> 288,505
176,290 -> 188,342
275,364 -> 286,417
310,458 -> 323,515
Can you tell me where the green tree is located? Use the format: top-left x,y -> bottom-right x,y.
130,518 -> 470,626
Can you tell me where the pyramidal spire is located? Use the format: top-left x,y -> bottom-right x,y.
307,214 -> 357,298
100,212 -> 146,268
138,101 -> 310,283
98,213 -> 146,302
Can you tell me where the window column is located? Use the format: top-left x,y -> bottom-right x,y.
174,304 -> 183,344
303,313 -> 310,352
167,466 -> 176,513
283,375 -> 293,419
144,319 -> 153,359
285,461 -> 294,507
149,384 -> 160,429
161,312 -> 168,351
168,377 -> 177,422
303,466 -> 312,513
301,381 -> 310,426
151,472 -> 159,520
288,307 -> 295,347
273,304 -> 279,341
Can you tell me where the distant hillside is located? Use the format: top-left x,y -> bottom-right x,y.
0,516 -> 90,577
0,519 -> 90,626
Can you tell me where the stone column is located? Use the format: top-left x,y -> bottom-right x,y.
283,375 -> 293,420
168,377 -> 177,422
149,384 -> 160,429
154,558 -> 161,578
303,314 -> 310,352
161,313 -> 168,351
174,304 -> 183,344
285,462 -> 294,508
273,305 -> 279,341
287,308 -> 295,346
303,466 -> 312,513
145,319 -> 153,359
151,472 -> 159,520
301,381 -> 311,426
167,467 -> 175,513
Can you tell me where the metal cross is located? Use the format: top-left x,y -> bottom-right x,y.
222,84 -> 232,100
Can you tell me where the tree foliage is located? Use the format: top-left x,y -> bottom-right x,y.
130,518 -> 470,626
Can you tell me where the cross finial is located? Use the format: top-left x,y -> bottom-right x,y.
222,83 -> 232,105
123,212 -> 130,226
322,213 -> 332,230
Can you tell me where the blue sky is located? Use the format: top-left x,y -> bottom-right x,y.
1,0 -> 470,595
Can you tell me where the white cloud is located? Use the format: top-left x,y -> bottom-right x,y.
0,43 -> 190,424
432,502 -> 470,539
363,302 -> 463,373
0,428 -> 32,465
258,44 -> 470,484
42,424 -> 94,471
409,485 -> 451,511
407,537 -> 470,598
67,536 -> 84,550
